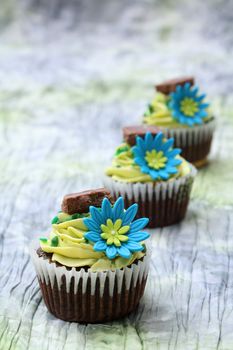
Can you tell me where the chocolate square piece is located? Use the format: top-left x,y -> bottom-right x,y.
123,125 -> 161,146
61,188 -> 113,214
155,76 -> 195,95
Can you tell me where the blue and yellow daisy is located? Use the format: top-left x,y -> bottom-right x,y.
132,132 -> 182,181
168,83 -> 209,126
84,197 -> 149,260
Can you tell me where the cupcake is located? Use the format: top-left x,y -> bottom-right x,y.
30,188 -> 150,323
143,76 -> 215,168
104,126 -> 197,228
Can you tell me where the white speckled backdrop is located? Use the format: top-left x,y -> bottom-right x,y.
1,0 -> 233,349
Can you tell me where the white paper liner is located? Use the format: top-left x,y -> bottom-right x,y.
30,242 -> 150,297
103,163 -> 197,202
161,118 -> 216,147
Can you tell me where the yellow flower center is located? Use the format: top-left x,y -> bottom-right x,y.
100,219 -> 130,247
145,150 -> 167,170
180,97 -> 198,117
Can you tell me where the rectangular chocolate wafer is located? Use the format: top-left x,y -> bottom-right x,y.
123,125 -> 160,146
155,76 -> 195,95
61,188 -> 113,214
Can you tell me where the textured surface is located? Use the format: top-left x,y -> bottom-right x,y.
1,0 -> 233,349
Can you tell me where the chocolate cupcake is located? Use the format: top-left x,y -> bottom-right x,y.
104,127 -> 197,228
143,76 -> 215,168
30,188 -> 150,323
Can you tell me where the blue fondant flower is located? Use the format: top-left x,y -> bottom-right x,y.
132,132 -> 182,181
168,83 -> 209,126
84,197 -> 149,260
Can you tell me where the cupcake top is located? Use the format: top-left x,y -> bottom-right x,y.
105,126 -> 191,183
143,76 -> 212,128
39,188 -> 150,272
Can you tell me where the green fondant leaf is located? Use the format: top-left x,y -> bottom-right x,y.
39,238 -> 48,243
115,145 -> 130,156
51,216 -> 59,224
51,236 -> 59,247
71,213 -> 79,220
148,104 -> 154,113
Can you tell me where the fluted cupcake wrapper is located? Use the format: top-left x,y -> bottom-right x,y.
103,164 -> 197,228
162,118 -> 216,167
30,242 -> 150,323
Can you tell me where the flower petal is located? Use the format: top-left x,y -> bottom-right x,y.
94,240 -> 107,251
187,118 -> 194,127
128,231 -> 150,242
153,132 -> 163,149
158,170 -> 169,180
117,246 -> 131,259
160,138 -> 174,152
101,198 -> 113,222
83,218 -> 101,232
166,166 -> 178,174
107,237 -> 114,245
123,241 -> 143,252
132,147 -> 144,159
112,197 -> 124,221
114,218 -> 122,231
136,136 -> 146,152
101,224 -> 110,233
167,158 -> 182,167
145,132 -> 153,150
106,218 -> 114,229
191,86 -> 198,95
199,103 -> 209,109
194,117 -> 203,124
85,231 -> 100,242
129,218 -> 149,233
172,109 -> 180,118
101,232 -> 109,240
122,203 -> 138,225
118,235 -> 129,242
141,165 -> 150,174
198,110 -> 208,117
118,225 -> 130,234
90,206 -> 103,225
134,156 -> 146,167
106,245 -> 117,259
196,93 -> 206,101
184,82 -> 191,90
166,149 -> 181,158
176,85 -> 182,93
113,237 -> 121,246
149,169 -> 160,180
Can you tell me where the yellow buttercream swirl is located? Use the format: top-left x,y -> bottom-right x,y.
143,93 -> 212,128
40,218 -> 145,271
105,143 -> 191,183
